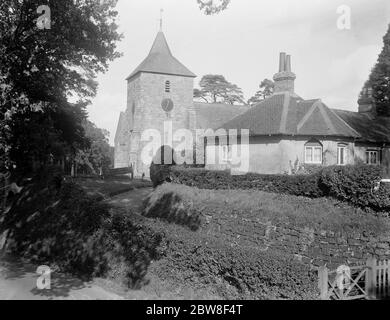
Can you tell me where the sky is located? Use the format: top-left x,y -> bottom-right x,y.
87,0 -> 390,145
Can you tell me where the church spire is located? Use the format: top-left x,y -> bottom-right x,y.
126,27 -> 196,81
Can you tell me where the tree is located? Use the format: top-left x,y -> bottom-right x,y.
247,79 -> 274,105
197,0 -> 231,15
193,88 -> 209,103
196,74 -> 245,104
0,0 -> 122,173
365,24 -> 390,117
75,120 -> 112,175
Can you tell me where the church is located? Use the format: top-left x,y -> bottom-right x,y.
115,30 -> 390,177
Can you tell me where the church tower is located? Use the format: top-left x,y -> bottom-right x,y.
114,28 -> 196,177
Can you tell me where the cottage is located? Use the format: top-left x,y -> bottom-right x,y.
205,53 -> 390,175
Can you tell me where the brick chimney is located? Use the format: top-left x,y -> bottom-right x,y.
273,52 -> 296,94
358,87 -> 376,116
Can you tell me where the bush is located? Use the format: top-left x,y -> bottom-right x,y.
170,166 -> 323,198
1,169 -> 163,287
150,222 -> 318,300
150,163 -> 175,188
149,145 -> 176,188
320,165 -> 390,212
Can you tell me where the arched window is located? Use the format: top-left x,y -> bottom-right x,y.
305,139 -> 323,164
165,80 -> 171,93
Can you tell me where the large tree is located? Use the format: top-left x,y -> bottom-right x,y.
0,0 -> 122,173
364,24 -> 390,117
75,120 -> 112,175
195,74 -> 245,105
197,0 -> 231,15
247,79 -> 274,105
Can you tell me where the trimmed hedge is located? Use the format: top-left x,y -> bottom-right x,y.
149,165 -> 389,212
169,167 -> 323,198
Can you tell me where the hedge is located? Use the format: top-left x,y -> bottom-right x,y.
320,165 -> 390,212
148,221 -> 319,300
150,165 -> 390,212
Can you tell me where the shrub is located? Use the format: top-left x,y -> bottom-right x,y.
150,222 -> 319,300
149,145 -> 176,188
170,166 -> 324,198
320,165 -> 390,212
1,169 -> 163,287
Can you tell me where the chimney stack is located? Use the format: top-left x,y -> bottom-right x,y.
279,52 -> 286,72
285,55 -> 292,72
273,52 -> 296,95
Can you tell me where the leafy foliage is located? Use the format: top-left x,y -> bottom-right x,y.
247,79 -> 275,105
196,0 -> 231,15
1,167 -> 162,287
0,0 -> 122,172
144,185 -> 322,299
75,120 -> 112,174
165,165 -> 390,212
365,24 -> 390,117
320,165 -> 390,212
169,166 -> 323,198
149,145 -> 176,188
194,74 -> 245,105
156,230 -> 319,300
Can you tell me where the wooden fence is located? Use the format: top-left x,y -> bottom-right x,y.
319,258 -> 390,300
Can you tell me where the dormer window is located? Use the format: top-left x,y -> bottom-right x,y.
165,80 -> 170,93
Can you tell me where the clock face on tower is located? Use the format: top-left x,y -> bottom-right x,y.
161,98 -> 174,113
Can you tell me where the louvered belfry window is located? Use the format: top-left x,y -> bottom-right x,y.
165,80 -> 170,93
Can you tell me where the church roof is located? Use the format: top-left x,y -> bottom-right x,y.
126,31 -> 196,80
220,92 -> 361,138
333,109 -> 390,143
193,102 -> 250,130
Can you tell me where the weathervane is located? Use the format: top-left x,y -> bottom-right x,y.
160,8 -> 163,31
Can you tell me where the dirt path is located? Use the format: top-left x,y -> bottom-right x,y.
0,255 -> 124,300
107,187 -> 153,213
0,188 -> 154,300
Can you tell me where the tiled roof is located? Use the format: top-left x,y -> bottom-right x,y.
333,109 -> 390,143
126,32 -> 196,80
193,102 -> 250,130
220,92 -> 361,138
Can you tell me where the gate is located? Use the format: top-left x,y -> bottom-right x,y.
319,258 -> 390,300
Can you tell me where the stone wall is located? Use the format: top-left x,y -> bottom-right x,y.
203,213 -> 390,269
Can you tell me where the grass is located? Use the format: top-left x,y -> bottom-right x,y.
73,176 -> 152,198
145,183 -> 390,234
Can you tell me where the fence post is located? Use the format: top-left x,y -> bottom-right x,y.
365,257 -> 377,300
318,265 -> 329,300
